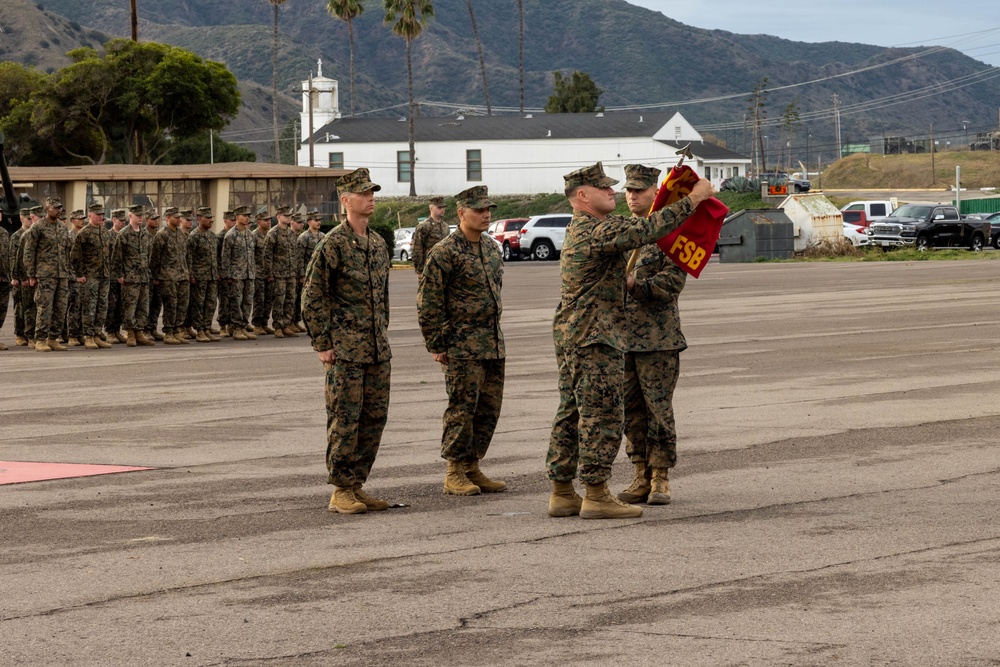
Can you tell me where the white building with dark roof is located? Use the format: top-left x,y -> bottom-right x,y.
297,72 -> 750,197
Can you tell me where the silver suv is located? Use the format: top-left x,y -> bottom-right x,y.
517,214 -> 572,261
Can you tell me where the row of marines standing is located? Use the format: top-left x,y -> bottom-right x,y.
0,200 -> 326,350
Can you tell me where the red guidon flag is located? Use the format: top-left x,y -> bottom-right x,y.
647,164 -> 728,278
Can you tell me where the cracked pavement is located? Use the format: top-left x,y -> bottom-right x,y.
2,258 -> 999,666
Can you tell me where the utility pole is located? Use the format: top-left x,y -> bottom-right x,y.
130,0 -> 138,41
210,130 -> 214,165
308,73 -> 315,168
929,122 -> 935,185
833,94 -> 841,160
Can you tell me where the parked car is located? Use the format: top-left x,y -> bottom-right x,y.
987,212 -> 1000,249
393,226 -> 415,261
489,217 -> 529,261
761,170 -> 811,193
517,213 -> 572,260
866,205 -> 990,251
841,200 -> 895,220
842,213 -> 870,247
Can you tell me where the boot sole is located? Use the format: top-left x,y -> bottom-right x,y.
547,507 -> 581,517
443,486 -> 481,496
647,493 -> 671,505
580,508 -> 644,519
328,505 -> 367,514
617,492 -> 650,503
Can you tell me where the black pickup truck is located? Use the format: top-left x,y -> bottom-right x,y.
866,204 -> 991,251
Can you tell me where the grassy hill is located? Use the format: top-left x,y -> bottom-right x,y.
822,152 -> 1000,190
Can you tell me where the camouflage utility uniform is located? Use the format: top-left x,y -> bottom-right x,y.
264,222 -> 299,331
547,176 -> 695,486
303,222 -> 392,490
0,226 -> 10,343
251,222 -> 273,330
149,222 -> 191,336
23,213 -> 71,343
71,223 -> 115,338
187,226 -> 219,334
411,217 -> 450,276
10,223 -> 36,341
64,224 -> 83,342
114,224 -> 151,333
418,228 -> 505,465
221,225 -> 255,330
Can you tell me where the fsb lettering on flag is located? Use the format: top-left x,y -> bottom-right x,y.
646,165 -> 729,278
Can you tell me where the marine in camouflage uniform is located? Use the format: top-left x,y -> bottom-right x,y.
411,196 -> 449,277
24,197 -> 72,351
112,206 -> 153,345
215,211 -> 236,335
250,212 -> 274,333
143,210 -> 163,339
63,211 -> 86,345
302,167 -> 392,515
149,207 -> 191,344
264,206 -> 300,336
0,219 -> 9,350
104,209 -> 128,343
617,164 -> 688,506
221,206 -> 256,340
10,208 -> 37,345
187,207 -> 220,343
545,162 -> 713,520
70,204 -> 115,348
418,185 -> 507,496
296,211 -> 324,329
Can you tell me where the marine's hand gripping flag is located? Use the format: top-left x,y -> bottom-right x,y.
646,165 -> 728,278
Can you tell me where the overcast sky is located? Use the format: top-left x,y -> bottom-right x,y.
628,0 -> 1000,67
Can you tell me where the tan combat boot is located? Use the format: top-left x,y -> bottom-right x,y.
27,337 -> 36,347
465,460 -> 507,493
647,468 -> 671,505
163,333 -> 181,345
176,332 -> 191,344
35,339 -> 52,352
209,326 -> 221,335
15,335 -> 28,347
95,335 -> 113,349
206,329 -> 221,342
548,480 -> 583,517
233,328 -> 248,341
126,330 -> 137,347
67,336 -> 82,347
84,336 -> 99,350
580,482 -> 643,520
617,461 -> 651,504
186,327 -> 198,339
114,330 -> 128,344
136,330 -> 155,346
244,329 -> 257,340
152,330 -> 165,341
253,325 -> 267,336
328,486 -> 367,514
0,341 -> 7,351
47,338 -> 68,351
195,330 -> 211,343
273,327 -> 285,338
281,327 -> 299,337
263,325 -> 275,335
219,326 -> 230,337
353,485 -> 390,511
443,460 -> 480,495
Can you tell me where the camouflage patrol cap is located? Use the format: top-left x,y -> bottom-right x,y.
179,209 -> 193,220
233,205 -> 252,217
336,167 -> 381,194
290,213 -> 304,223
88,203 -> 105,215
145,208 -> 160,220
70,209 -> 86,220
58,210 -> 67,220
428,196 -> 445,207
307,209 -> 321,220
623,164 -> 661,191
163,206 -> 180,218
29,205 -> 43,215
275,205 -> 291,216
113,209 -> 127,221
223,211 -> 235,220
127,204 -> 144,214
564,161 -> 618,190
196,206 -> 214,219
255,210 -> 271,221
45,196 -> 64,209
455,185 -> 496,210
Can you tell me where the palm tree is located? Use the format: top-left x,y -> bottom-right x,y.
518,0 -> 524,113
384,0 -> 434,197
465,0 -> 490,115
269,0 -> 289,163
327,0 -> 366,116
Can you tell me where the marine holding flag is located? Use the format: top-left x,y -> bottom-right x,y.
618,164 -> 688,507
545,162 -> 715,521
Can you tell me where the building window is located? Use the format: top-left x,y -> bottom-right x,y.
466,149 -> 482,181
397,151 -> 411,182
329,152 -> 344,170
705,166 -> 712,180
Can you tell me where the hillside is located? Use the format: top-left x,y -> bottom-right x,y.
5,0 -> 1000,162
0,0 -> 109,72
821,152 -> 1000,190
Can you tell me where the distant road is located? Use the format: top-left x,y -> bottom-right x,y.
817,189 -> 981,204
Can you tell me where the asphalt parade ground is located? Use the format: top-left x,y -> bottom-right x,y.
2,257 -> 1000,666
